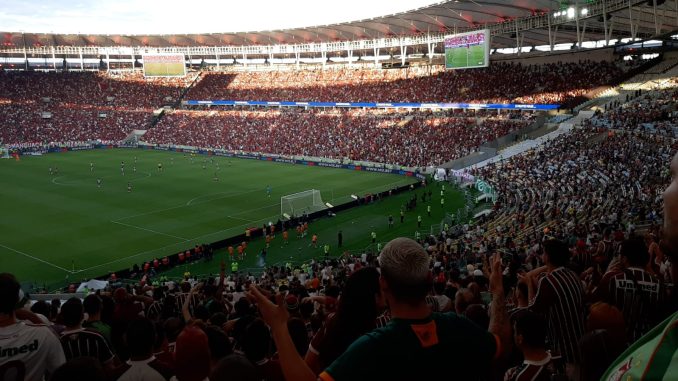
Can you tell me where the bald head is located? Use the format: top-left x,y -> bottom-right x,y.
664,152 -> 678,251
379,238 -> 431,304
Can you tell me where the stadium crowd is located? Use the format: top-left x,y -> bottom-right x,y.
588,87 -> 678,136
2,180 -> 677,381
0,71 -> 195,145
142,108 -> 532,168
2,59 -> 677,381
2,121 -> 677,380
189,60 -> 632,106
0,59 -> 638,150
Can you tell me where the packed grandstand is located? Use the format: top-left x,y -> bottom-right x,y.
2,1 -> 678,381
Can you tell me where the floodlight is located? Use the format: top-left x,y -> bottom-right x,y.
567,8 -> 575,19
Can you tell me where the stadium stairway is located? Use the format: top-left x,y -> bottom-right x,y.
122,129 -> 147,145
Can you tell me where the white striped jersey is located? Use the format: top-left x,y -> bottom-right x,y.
599,267 -> 666,342
59,328 -> 114,364
529,267 -> 586,364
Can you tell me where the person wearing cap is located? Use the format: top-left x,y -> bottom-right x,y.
250,237 -> 510,381
0,273 -> 66,381
285,294 -> 300,316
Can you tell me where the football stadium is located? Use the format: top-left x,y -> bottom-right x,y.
0,0 -> 677,380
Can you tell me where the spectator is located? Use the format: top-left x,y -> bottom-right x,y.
249,237 -> 510,381
504,310 -> 565,381
305,267 -> 384,373
592,237 -> 668,342
50,357 -> 107,381
287,318 -> 310,356
0,273 -> 66,381
210,354 -> 259,381
58,297 -> 115,368
83,294 -> 113,347
662,151 -> 678,289
600,149 -> 678,379
202,325 -> 233,368
241,319 -> 284,381
114,317 -> 174,381
172,326 -> 211,381
524,239 -> 586,367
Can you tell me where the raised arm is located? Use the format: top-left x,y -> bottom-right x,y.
488,252 -> 511,359
249,285 -> 318,381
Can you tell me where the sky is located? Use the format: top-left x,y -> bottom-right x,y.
0,0 -> 442,35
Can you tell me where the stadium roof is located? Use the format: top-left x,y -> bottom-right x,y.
1,0 -> 676,50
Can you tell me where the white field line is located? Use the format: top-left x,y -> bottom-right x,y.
51,176 -> 77,186
115,188 -> 261,222
78,215 -> 274,273
0,243 -> 74,273
52,172 -> 152,187
77,179 -> 413,273
229,202 -> 279,217
110,221 -> 189,241
186,188 -> 260,206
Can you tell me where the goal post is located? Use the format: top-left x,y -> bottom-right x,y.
281,189 -> 327,218
0,145 -> 9,159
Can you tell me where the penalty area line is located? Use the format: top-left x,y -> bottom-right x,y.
110,221 -> 190,241
0,243 -> 74,274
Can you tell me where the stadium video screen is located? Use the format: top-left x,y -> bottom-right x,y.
143,54 -> 186,77
444,30 -> 490,70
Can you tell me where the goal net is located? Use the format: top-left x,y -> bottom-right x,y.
0,145 -> 9,159
281,189 -> 326,218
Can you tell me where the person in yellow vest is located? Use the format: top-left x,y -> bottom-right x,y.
371,231 -> 377,243
441,198 -> 445,208
427,204 -> 432,217
231,261 -> 238,274
417,215 -> 422,228
323,243 -> 330,259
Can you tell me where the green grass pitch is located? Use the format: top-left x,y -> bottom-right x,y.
162,182 -> 465,282
445,44 -> 487,69
0,149 -> 470,290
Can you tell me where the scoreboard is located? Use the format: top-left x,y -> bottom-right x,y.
444,30 -> 490,70
142,54 -> 186,77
